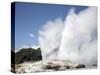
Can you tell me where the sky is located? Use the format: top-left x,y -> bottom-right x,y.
14,2 -> 88,50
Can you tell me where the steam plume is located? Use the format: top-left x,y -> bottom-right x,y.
39,18 -> 64,60
39,7 -> 97,66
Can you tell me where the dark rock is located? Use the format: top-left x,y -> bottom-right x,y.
44,64 -> 61,71
76,64 -> 85,68
92,64 -> 97,66
66,66 -> 70,69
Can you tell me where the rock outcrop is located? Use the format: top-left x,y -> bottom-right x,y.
15,60 -> 85,73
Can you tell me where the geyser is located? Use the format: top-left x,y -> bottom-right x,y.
39,18 -> 64,60
39,7 -> 97,66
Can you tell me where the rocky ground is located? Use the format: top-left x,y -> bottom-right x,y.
11,60 -> 93,73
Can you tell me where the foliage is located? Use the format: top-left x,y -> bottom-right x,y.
15,48 -> 42,64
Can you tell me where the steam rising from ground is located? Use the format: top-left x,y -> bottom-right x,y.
39,7 -> 97,66
39,18 -> 64,60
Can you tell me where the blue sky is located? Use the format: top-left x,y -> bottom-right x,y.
14,2 -> 88,50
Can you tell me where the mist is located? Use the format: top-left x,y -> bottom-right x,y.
39,7 -> 97,66
39,18 -> 64,60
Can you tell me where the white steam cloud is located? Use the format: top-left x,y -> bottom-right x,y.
39,18 -> 64,60
39,7 -> 97,66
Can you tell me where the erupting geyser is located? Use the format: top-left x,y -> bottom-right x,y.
39,18 -> 64,60
39,7 -> 97,66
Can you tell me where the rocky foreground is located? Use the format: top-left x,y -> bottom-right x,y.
12,60 -> 88,73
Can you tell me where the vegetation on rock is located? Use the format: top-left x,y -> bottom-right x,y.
15,48 -> 42,64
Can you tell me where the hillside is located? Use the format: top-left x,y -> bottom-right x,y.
15,48 -> 42,64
